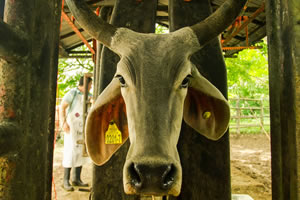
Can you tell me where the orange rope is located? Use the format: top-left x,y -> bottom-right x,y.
52,124 -> 58,200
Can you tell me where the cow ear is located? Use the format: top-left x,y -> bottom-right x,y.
85,79 -> 128,165
183,68 -> 230,140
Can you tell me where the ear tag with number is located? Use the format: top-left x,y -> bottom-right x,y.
105,121 -> 122,144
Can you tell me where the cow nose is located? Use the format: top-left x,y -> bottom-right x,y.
128,163 -> 175,193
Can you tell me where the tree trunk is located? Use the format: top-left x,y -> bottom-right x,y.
169,0 -> 231,199
0,0 -> 61,199
266,0 -> 300,199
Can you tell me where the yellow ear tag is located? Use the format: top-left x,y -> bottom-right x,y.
203,111 -> 211,119
105,121 -> 122,144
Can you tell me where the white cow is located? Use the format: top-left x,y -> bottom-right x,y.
66,0 -> 247,196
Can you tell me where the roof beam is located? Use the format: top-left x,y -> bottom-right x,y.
222,2 -> 265,45
60,28 -> 84,40
61,11 -> 95,54
59,43 -> 69,57
157,16 -> 168,22
92,0 -> 115,6
66,39 -> 93,52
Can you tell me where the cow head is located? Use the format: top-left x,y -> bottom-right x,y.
66,0 -> 247,196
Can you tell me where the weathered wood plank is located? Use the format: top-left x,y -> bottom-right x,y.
169,0 -> 231,199
0,0 -> 61,199
266,0 -> 300,199
91,0 -> 157,199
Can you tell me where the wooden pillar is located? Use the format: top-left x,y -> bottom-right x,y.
169,0 -> 231,199
0,0 -> 4,19
91,0 -> 157,199
266,0 -> 300,199
0,0 -> 61,199
93,7 -> 112,98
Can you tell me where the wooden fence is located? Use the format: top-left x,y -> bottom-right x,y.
229,97 -> 270,135
55,97 -> 271,137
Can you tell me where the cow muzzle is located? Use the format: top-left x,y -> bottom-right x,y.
124,161 -> 181,196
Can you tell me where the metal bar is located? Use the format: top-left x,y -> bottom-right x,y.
60,0 -> 65,30
61,11 -> 95,54
245,16 -> 249,46
222,2 -> 265,45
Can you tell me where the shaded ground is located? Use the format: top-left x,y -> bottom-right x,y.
52,134 -> 271,200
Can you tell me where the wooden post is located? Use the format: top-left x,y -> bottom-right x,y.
260,98 -> 264,134
91,0 -> 157,199
169,0 -> 231,199
93,7 -> 111,98
236,97 -> 241,134
0,0 -> 61,199
0,0 -> 4,19
81,73 -> 93,156
266,0 -> 300,199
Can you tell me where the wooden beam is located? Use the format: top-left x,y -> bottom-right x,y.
60,28 -> 84,40
59,43 -> 69,57
65,39 -> 93,52
92,0 -> 115,6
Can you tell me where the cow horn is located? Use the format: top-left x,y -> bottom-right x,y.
190,0 -> 247,47
65,0 -> 117,48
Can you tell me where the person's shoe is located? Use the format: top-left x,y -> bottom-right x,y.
62,181 -> 75,191
72,166 -> 89,187
72,180 -> 89,187
62,168 -> 74,191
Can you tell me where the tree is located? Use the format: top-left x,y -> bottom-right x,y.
57,45 -> 94,98
225,41 -> 269,99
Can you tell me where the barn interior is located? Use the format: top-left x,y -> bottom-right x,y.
0,0 -> 299,200
59,0 -> 266,58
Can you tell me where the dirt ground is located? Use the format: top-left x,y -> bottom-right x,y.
230,134 -> 271,200
52,134 -> 271,200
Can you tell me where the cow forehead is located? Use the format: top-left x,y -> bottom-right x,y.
112,28 -> 198,85
111,27 -> 200,58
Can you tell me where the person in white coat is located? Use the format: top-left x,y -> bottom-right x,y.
59,76 -> 92,191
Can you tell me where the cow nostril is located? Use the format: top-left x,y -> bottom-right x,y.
129,163 -> 142,188
162,164 -> 175,189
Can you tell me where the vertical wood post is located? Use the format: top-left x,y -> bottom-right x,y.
0,0 -> 61,199
0,0 -> 4,19
266,0 -> 300,199
260,98 -> 264,134
236,97 -> 241,134
169,0 -> 231,199
91,0 -> 157,199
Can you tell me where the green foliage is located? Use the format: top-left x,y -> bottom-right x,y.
225,41 -> 269,99
155,24 -> 169,34
57,45 -> 93,98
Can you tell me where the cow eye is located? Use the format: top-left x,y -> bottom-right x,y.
181,75 -> 192,88
115,75 -> 126,87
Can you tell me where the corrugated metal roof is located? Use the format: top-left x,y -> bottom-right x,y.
59,0 -> 266,58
